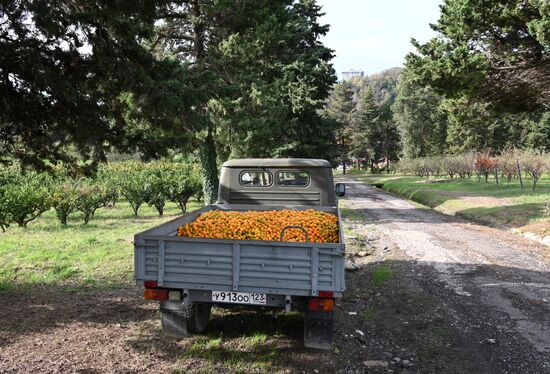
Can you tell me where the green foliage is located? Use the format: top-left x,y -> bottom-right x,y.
0,160 -> 204,230
200,132 -> 220,205
152,0 -> 337,197
396,64 -> 549,157
0,187 -> 11,232
51,181 -> 80,225
524,113 -> 550,153
75,181 -> 108,224
2,172 -> 52,228
325,82 -> 356,171
0,168 -> 17,231
352,87 -> 379,162
406,0 -> 550,111
369,100 -> 401,163
114,162 -> 149,216
96,166 -> 120,207
345,68 -> 402,107
165,164 -> 203,213
393,69 -> 447,158
143,164 -> 170,216
0,1 -> 195,169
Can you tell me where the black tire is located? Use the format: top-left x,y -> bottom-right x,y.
186,302 -> 212,333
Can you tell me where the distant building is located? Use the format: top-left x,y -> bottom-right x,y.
341,69 -> 364,81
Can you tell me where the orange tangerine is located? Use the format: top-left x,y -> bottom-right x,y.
177,209 -> 338,243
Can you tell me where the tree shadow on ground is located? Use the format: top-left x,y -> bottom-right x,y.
2,260 -> 550,373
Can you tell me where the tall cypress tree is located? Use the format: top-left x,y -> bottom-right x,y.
325,83 -> 355,174
153,0 -> 336,202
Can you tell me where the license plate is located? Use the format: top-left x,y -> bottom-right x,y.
211,291 -> 267,305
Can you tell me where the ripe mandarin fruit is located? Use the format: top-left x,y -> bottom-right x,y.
177,209 -> 338,243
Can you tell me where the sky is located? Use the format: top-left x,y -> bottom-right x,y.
317,0 -> 443,78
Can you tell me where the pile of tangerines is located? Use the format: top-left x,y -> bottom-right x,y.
177,209 -> 339,243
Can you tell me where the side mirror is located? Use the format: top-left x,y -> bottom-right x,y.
335,183 -> 345,197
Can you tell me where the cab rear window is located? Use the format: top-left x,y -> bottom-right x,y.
276,171 -> 310,187
239,171 -> 273,187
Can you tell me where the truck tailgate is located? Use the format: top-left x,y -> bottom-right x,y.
135,237 -> 345,297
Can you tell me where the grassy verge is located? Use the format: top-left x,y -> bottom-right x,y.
0,200 -> 201,291
350,172 -> 550,236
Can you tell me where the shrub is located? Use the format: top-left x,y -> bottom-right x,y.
521,154 -> 546,191
0,168 -> 18,231
3,172 -> 51,228
442,156 -> 458,179
474,152 -> 498,182
76,181 -> 107,224
96,164 -> 120,207
51,180 -> 80,225
497,149 -> 520,183
116,162 -> 149,216
144,162 -> 170,216
456,153 -> 474,178
165,163 -> 202,213
0,185 -> 12,232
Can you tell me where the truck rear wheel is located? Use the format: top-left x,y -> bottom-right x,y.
160,301 -> 212,338
303,309 -> 335,350
186,302 -> 212,333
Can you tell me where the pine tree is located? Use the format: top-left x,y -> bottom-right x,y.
0,1 -> 194,169
325,83 -> 355,174
393,70 -> 447,157
154,0 -> 336,201
352,88 -> 379,167
406,0 -> 550,111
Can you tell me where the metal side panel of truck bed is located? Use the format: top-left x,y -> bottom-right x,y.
134,204 -> 345,297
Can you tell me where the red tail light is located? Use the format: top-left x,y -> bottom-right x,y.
144,288 -> 168,300
144,280 -> 158,288
308,298 -> 334,311
318,291 -> 334,298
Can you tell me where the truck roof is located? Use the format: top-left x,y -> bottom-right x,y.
222,158 -> 331,168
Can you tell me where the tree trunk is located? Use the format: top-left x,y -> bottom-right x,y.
200,127 -> 219,205
341,134 -> 346,175
192,0 -> 218,204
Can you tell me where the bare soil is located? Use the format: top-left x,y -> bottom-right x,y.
1,179 -> 549,373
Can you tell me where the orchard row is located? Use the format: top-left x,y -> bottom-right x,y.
397,151 -> 550,190
0,161 -> 202,231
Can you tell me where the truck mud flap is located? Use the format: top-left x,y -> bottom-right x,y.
160,301 -> 189,339
303,310 -> 334,350
160,301 -> 212,338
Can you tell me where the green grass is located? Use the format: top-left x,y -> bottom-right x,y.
172,312 -> 305,373
182,333 -> 278,371
340,206 -> 363,221
0,200 -> 201,291
351,172 -> 550,234
371,266 -> 393,285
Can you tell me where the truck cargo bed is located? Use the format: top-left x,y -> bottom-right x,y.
134,205 -> 345,297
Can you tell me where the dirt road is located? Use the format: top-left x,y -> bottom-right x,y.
335,178 -> 550,373
1,178 -> 549,373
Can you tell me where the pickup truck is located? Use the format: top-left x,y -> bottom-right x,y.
134,158 -> 346,349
